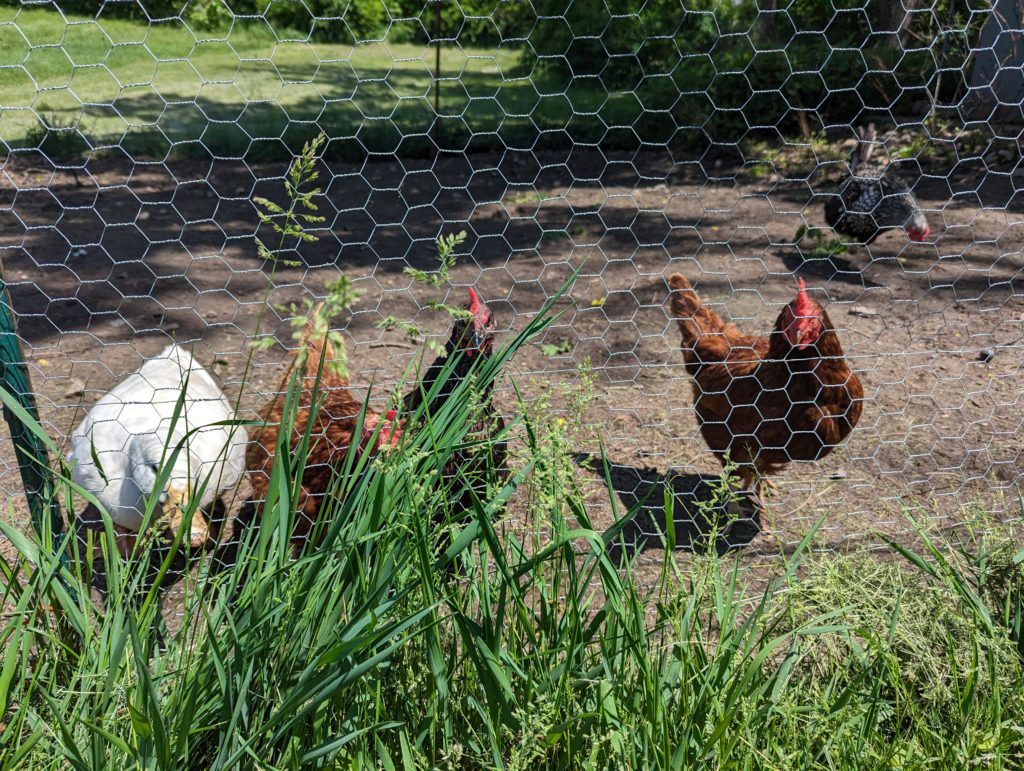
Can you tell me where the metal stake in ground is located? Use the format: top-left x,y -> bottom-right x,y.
0,267 -> 65,558
433,0 -> 442,157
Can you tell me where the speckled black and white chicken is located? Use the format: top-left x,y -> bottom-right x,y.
824,124 -> 929,245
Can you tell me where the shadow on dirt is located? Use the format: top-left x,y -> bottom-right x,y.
777,247 -> 884,289
573,453 -> 761,559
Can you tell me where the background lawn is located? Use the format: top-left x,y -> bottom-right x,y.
0,7 -> 672,160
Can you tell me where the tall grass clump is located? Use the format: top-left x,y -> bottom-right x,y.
5,348 -> 1024,768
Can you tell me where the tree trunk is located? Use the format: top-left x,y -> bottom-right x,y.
755,0 -> 778,45
877,0 -> 922,49
967,0 -> 1024,120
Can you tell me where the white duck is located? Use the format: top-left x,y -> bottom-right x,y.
68,343 -> 247,550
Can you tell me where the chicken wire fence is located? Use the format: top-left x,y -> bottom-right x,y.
0,1 -> 1022,583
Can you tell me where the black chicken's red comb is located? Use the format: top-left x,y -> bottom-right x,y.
468,287 -> 482,315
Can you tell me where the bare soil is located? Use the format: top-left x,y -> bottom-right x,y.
1,146 -> 1022,593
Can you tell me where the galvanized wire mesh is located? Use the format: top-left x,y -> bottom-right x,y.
0,1 -> 1022,584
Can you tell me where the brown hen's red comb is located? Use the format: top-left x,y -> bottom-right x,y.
358,410 -> 402,456
468,287 -> 481,315
793,276 -> 815,317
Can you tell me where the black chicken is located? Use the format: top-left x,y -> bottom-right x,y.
825,124 -> 929,245
402,288 -> 507,568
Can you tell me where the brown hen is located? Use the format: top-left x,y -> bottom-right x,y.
216,305 -> 400,568
246,317 -> 400,546
667,274 -> 863,502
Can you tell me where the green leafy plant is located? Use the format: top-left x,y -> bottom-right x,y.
186,0 -> 232,29
252,132 -> 326,269
890,133 -> 932,161
504,189 -> 554,206
23,111 -> 90,161
795,224 -> 850,260
0,269 -> 576,770
375,230 -> 471,357
6,352 -> 1024,768
540,339 -> 572,357
514,358 -> 596,518
248,133 -> 364,378
270,275 -> 366,381
405,230 -> 465,289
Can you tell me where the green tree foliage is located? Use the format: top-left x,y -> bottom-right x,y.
4,0 -> 535,45
397,0 -> 536,45
524,0 -> 989,141
4,0 -> 990,146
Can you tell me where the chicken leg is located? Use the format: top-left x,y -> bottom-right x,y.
737,466 -> 777,508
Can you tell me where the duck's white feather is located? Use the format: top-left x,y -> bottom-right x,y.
68,344 -> 247,530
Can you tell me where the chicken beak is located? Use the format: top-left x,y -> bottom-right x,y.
164,484 -> 208,549
467,322 -> 493,357
469,330 -> 485,356
789,326 -> 811,351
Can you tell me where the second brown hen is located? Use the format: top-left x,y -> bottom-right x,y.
667,274 -> 863,503
215,305 -> 401,571
249,308 -> 401,547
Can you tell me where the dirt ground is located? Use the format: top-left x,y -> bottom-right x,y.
1,145 -> 1022,593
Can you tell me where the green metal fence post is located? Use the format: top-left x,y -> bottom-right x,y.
0,271 -> 66,558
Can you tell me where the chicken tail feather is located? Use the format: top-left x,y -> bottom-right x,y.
668,273 -> 698,311
851,122 -> 876,174
299,302 -> 339,382
668,273 -> 725,346
274,301 -> 347,396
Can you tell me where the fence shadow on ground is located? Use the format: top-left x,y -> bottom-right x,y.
777,247 -> 885,289
572,453 -> 761,560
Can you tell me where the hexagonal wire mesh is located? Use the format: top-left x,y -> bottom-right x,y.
0,1 -> 1022,595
